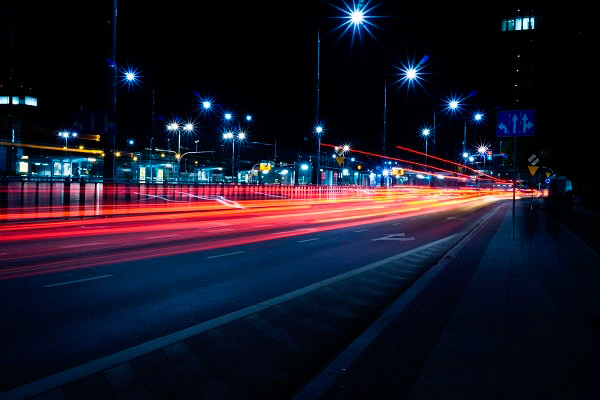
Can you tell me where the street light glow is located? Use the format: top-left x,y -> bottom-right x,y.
422,129 -> 430,136
202,101 -> 211,109
120,67 -> 141,88
331,0 -> 381,46
395,57 -> 428,90
350,9 -> 364,25
315,125 -> 323,134
184,123 -> 194,132
238,131 -> 246,140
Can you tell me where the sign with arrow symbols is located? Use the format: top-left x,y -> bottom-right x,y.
496,109 -> 535,137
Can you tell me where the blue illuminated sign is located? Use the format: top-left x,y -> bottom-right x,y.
496,109 -> 535,137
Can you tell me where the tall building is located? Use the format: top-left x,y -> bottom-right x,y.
495,6 -> 593,198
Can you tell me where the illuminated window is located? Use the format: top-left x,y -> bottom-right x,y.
502,15 -> 535,31
0,95 -> 37,106
24,96 -> 38,106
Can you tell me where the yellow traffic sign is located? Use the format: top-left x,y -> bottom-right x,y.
528,165 -> 539,176
336,156 -> 345,166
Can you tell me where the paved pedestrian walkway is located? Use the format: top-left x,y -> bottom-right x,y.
295,199 -> 600,399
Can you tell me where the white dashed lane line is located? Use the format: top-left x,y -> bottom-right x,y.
206,251 -> 246,259
298,238 -> 320,243
42,275 -> 114,288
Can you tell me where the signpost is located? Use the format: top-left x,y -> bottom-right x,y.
497,109 -> 536,238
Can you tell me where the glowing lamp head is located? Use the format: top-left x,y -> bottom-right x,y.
474,113 -> 483,121
463,152 -> 469,159
478,146 -> 487,154
238,132 -> 246,140
315,125 -> 323,134
202,101 -> 211,109
449,100 -> 459,110
223,131 -> 234,140
184,123 -> 194,132
422,129 -> 430,136
406,68 -> 417,80
350,10 -> 365,25
224,113 -> 232,120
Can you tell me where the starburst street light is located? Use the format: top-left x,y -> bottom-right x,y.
120,67 -> 141,89
331,1 -> 381,45
395,55 -> 429,90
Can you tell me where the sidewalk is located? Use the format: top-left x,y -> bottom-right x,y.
295,200 -> 600,399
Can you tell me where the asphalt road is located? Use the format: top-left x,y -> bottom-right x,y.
0,199 -> 502,392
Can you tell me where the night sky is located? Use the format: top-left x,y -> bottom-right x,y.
1,2 -> 595,182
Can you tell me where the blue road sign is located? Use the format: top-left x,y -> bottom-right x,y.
496,109 -> 535,137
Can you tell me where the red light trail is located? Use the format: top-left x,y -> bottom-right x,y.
0,185 -> 524,280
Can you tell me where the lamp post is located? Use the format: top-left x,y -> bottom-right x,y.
58,130 -> 77,152
315,125 -> 323,185
422,128 -> 430,167
166,121 -> 195,180
314,4 -> 372,185
478,145 -> 488,173
223,131 -> 246,183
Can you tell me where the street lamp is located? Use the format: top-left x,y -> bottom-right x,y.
315,125 -> 324,185
422,128 -> 430,166
58,130 -> 77,149
313,4 -> 376,184
477,144 -> 489,172
166,121 -> 195,179
223,130 -> 246,182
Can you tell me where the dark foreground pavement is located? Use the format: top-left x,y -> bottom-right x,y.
2,199 -> 599,400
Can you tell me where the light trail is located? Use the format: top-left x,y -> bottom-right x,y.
395,145 -> 507,182
0,186 -> 527,280
321,143 -> 474,181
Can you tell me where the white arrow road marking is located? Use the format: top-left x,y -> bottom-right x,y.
372,233 -> 415,241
